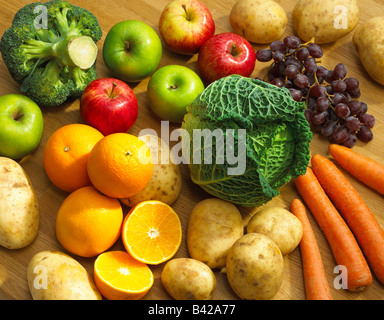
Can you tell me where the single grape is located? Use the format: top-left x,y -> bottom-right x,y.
296,47 -> 310,61
316,66 -> 328,78
328,109 -> 338,122
344,116 -> 361,131
289,88 -> 304,102
331,126 -> 350,144
324,70 -> 334,84
294,74 -> 310,89
325,85 -> 333,95
358,113 -> 376,129
312,110 -> 329,125
270,40 -> 287,53
284,36 -> 301,49
273,51 -> 286,62
304,58 -> 318,74
256,49 -> 273,62
347,101 -> 362,115
285,56 -> 302,69
271,77 -> 285,88
348,87 -> 361,98
332,93 -> 347,106
344,77 -> 359,91
316,96 -> 330,112
332,63 -> 347,80
307,97 -> 316,110
321,120 -> 337,137
342,134 -> 358,148
335,103 -> 350,119
357,126 -> 374,142
331,79 -> 347,93
308,43 -> 323,58
284,65 -> 299,78
310,84 -> 326,98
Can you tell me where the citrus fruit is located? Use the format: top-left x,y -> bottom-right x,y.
56,186 -> 123,257
87,133 -> 154,198
122,200 -> 182,265
43,123 -> 104,193
94,251 -> 154,300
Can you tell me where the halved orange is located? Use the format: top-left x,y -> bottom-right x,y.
122,200 -> 182,265
94,251 -> 154,300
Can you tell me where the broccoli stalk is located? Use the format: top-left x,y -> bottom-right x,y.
0,0 -> 102,107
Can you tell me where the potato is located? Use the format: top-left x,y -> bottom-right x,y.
353,16 -> 384,85
247,207 -> 303,255
27,250 -> 102,300
0,157 -> 39,249
187,198 -> 243,269
292,0 -> 359,44
226,233 -> 284,300
230,0 -> 287,43
161,258 -> 217,300
120,134 -> 182,207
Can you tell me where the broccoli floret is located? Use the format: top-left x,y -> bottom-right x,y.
0,0 -> 102,107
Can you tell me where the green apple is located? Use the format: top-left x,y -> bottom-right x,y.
103,20 -> 162,82
0,94 -> 44,160
147,65 -> 205,123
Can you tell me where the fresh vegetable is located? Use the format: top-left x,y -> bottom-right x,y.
290,199 -> 333,300
0,0 -> 102,107
295,167 -> 372,292
311,154 -> 384,285
230,0 -> 287,44
161,258 -> 217,300
353,16 -> 384,85
292,0 -> 359,44
246,206 -> 303,255
226,233 -> 284,300
0,157 -> 39,249
186,198 -> 243,269
27,250 -> 102,300
329,144 -> 384,195
182,75 -> 312,207
120,134 -> 182,207
256,36 -> 375,148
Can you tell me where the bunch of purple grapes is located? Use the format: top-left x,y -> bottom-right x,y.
255,35 -> 375,148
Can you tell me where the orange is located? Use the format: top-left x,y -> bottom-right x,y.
94,251 -> 154,300
56,186 -> 123,257
87,133 -> 154,199
43,123 -> 104,193
122,200 -> 182,265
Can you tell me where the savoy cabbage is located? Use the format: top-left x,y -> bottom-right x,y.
181,75 -> 312,207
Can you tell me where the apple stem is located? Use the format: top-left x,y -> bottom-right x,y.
170,85 -> 178,90
182,4 -> 190,21
230,44 -> 240,57
12,111 -> 24,121
109,82 -> 118,98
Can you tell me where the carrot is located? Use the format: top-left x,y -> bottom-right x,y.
290,199 -> 333,300
311,153 -> 384,285
329,144 -> 384,195
295,167 -> 372,292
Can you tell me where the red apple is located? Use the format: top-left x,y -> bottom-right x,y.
159,0 -> 215,55
80,78 -> 138,136
197,32 -> 256,84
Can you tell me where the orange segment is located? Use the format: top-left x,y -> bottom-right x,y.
94,251 -> 154,300
122,201 -> 182,265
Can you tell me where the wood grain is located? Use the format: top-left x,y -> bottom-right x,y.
0,0 -> 383,300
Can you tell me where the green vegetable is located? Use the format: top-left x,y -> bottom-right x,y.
182,75 -> 312,207
0,0 -> 101,107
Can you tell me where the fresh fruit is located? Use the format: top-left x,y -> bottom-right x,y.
80,78 -> 138,136
256,36 -> 375,148
197,32 -> 256,84
159,0 -> 215,55
43,124 -> 104,193
103,20 -> 162,82
0,94 -> 43,160
147,65 -> 204,123
122,200 -> 182,265
87,133 -> 153,198
55,186 -> 123,258
94,251 -> 154,300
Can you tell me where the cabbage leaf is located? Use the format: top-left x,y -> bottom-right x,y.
182,75 -> 312,207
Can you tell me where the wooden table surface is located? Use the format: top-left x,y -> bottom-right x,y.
0,0 -> 383,300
